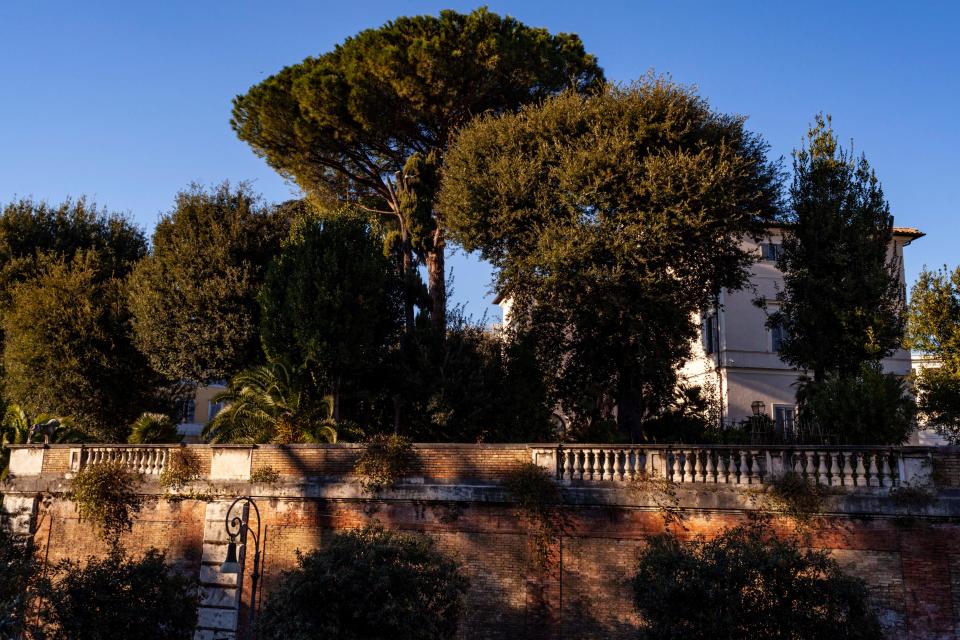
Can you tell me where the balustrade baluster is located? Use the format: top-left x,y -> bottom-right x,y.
717,452 -> 729,483
694,450 -> 705,482
685,451 -> 696,483
707,451 -> 717,483
879,454 -> 892,488
868,453 -> 880,488
829,452 -> 842,487
816,452 -> 829,485
841,452 -> 855,487
737,451 -> 748,485
855,453 -> 867,487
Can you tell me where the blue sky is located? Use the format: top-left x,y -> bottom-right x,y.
2,1 -> 956,321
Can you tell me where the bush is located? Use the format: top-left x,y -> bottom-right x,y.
503,463 -> 566,565
797,363 -> 916,444
257,525 -> 468,640
159,448 -> 202,491
632,522 -> 881,639
0,521 -> 33,638
30,547 -> 197,640
354,434 -> 414,492
69,461 -> 143,543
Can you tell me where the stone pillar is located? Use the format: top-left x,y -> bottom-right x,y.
195,501 -> 246,640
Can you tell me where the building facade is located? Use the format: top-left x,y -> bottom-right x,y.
496,225 -> 924,435
680,226 -> 923,432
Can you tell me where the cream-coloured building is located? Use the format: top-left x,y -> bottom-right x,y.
496,225 -> 924,436
680,226 -> 923,433
175,382 -> 226,443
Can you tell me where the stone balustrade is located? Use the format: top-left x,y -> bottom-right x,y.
2,443 -> 940,491
530,445 -> 934,490
69,445 -> 170,476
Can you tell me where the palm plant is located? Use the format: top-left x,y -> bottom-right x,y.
1,405 -> 88,480
202,361 -> 340,444
128,412 -> 182,444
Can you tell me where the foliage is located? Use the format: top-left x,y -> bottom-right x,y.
69,461 -> 143,543
257,525 -> 467,640
629,471 -> 686,530
440,78 -> 781,440
259,210 -> 402,418
913,367 -> 960,442
401,311 -> 554,442
770,114 -> 903,381
354,434 -> 414,492
632,522 -> 882,639
250,465 -> 281,484
907,265 -> 960,442
764,471 -> 827,524
640,385 -> 720,444
3,252 -> 158,441
2,405 -> 88,480
128,413 -> 181,444
29,547 -> 197,640
232,7 -> 603,335
203,360 -> 339,444
127,182 -> 288,384
503,462 -> 567,565
796,362 -> 916,444
159,448 -> 202,491
0,197 -> 145,318
0,517 -> 33,638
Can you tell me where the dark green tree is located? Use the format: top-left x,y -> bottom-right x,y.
3,252 -> 157,441
440,79 -> 781,440
30,548 -> 197,640
0,197 -> 145,312
127,183 -> 289,384
770,114 -> 904,382
257,525 -> 468,640
231,7 -> 604,337
259,211 -> 402,418
795,363 -> 916,444
908,265 -> 960,441
632,522 -> 881,639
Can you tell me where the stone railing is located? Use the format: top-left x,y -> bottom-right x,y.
69,445 -> 170,476
530,445 -> 934,489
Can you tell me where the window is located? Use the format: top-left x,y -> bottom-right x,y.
771,321 -> 787,353
774,405 -> 796,439
208,401 -> 225,421
762,242 -> 783,261
702,313 -> 718,354
177,397 -> 196,424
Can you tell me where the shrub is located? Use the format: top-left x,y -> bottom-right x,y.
632,522 -> 881,639
159,448 -> 202,491
69,461 -> 143,543
796,363 -> 916,444
503,463 -> 566,565
354,434 -> 414,492
257,525 -> 468,640
764,471 -> 827,524
30,547 -> 197,640
250,465 -> 281,484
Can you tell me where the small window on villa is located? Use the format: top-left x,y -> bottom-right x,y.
762,243 -> 783,261
771,321 -> 787,352
773,405 -> 796,438
703,313 -> 718,354
178,397 -> 196,424
208,400 -> 225,421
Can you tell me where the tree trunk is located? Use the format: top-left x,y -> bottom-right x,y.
426,228 -> 446,338
400,230 -> 416,337
616,375 -> 644,443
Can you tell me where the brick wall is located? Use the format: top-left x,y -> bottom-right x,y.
5,444 -> 960,640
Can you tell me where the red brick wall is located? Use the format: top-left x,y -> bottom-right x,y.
29,494 -> 960,640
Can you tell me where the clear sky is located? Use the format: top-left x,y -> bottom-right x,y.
2,1 -> 957,322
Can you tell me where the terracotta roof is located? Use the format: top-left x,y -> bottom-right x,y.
893,227 -> 924,239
